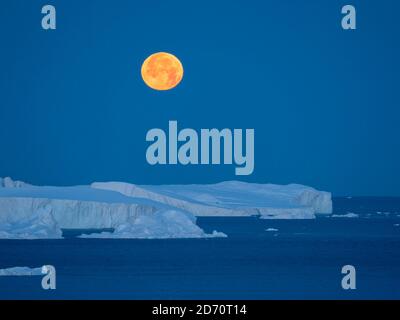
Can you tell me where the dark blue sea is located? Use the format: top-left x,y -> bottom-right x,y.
0,197 -> 399,300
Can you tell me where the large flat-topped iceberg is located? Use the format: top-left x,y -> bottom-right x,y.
0,180 -> 224,239
0,177 -> 332,239
92,181 -> 332,219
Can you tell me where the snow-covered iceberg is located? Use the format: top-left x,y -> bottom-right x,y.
0,182 -> 224,239
0,177 -> 332,239
92,181 -> 332,219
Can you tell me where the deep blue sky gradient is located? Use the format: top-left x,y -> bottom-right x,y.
0,0 -> 399,196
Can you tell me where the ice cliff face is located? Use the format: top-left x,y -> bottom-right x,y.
0,198 -> 62,239
92,181 -> 332,219
0,197 -> 158,230
0,196 -> 223,240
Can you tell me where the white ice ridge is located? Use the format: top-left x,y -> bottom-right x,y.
0,266 -> 43,276
0,181 -> 225,239
92,181 -> 332,219
0,177 -> 30,188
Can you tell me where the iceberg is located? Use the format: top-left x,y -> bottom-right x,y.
92,181 -> 332,219
0,182 -> 224,239
0,177 -> 332,239
0,266 -> 43,276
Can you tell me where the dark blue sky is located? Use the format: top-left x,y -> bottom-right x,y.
0,0 -> 399,196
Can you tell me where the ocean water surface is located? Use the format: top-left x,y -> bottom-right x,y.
0,197 -> 399,299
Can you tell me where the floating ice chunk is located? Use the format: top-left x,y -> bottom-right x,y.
0,266 -> 43,276
376,211 -> 391,216
331,213 -> 359,218
266,228 -> 279,232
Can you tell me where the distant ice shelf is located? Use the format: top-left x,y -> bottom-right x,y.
92,180 -> 332,219
0,177 -> 332,239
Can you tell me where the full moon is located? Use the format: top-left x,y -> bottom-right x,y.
141,52 -> 184,91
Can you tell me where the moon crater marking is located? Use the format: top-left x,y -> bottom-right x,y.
141,52 -> 184,91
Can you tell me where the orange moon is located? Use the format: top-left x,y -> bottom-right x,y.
141,52 -> 184,91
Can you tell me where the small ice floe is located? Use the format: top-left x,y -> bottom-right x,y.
266,228 -> 279,232
346,196 -> 353,199
331,213 -> 359,218
0,266 -> 43,276
394,224 -> 400,227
